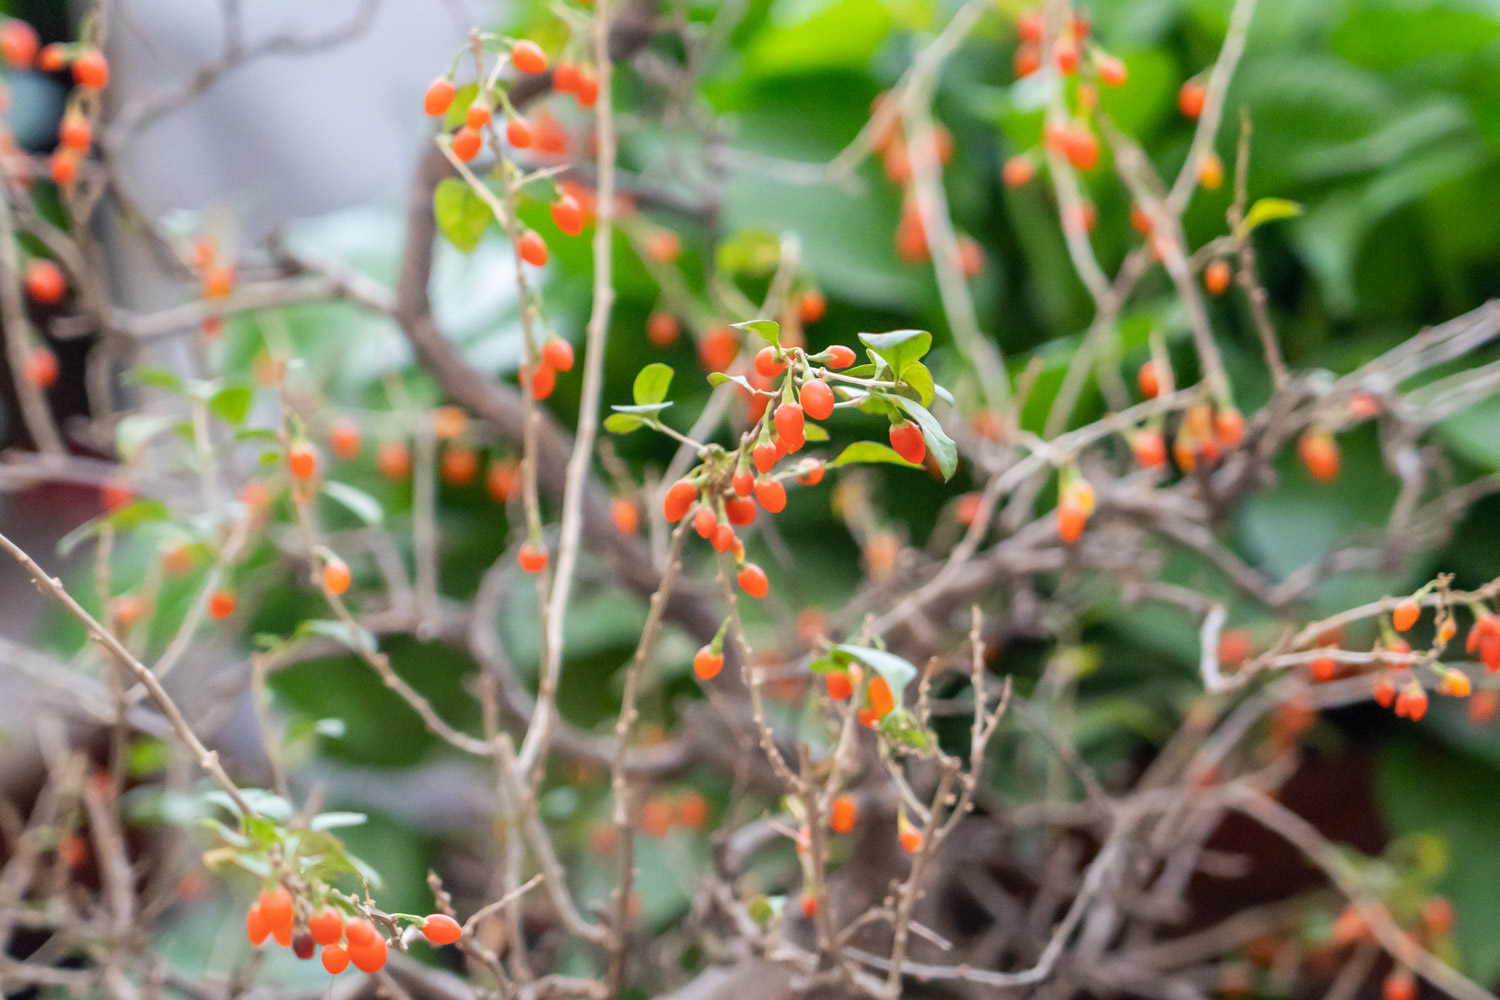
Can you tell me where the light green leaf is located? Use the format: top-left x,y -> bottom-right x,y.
732,320 -> 780,346
115,414 -> 174,462
295,618 -> 378,656
836,644 -> 918,698
322,480 -> 384,526
803,422 -> 829,443
604,413 -> 645,434
893,397 -> 957,480
442,82 -> 479,131
828,442 -> 920,469
309,811 -> 368,832
708,372 -> 759,393
1237,197 -> 1303,238
859,329 -> 931,382
208,385 -> 254,425
433,177 -> 494,253
716,229 -> 780,276
124,366 -> 185,394
633,363 -> 675,406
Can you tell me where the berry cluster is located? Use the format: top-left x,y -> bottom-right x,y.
244,884 -> 464,975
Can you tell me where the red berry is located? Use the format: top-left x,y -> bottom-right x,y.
50,149 -> 80,187
731,469 -> 754,497
1096,52 -> 1127,86
711,523 -> 736,552
610,497 -> 639,536
1298,430 -> 1340,483
1205,259 -> 1231,295
825,345 -> 857,369
329,418 -> 362,460
1017,11 -> 1043,43
1383,971 -> 1415,1000
0,19 -> 39,69
830,795 -> 856,833
694,506 -> 718,539
753,441 -> 779,474
59,113 -> 91,152
1014,43 -> 1042,79
422,913 -> 463,945
800,379 -> 835,420
258,886 -> 294,944
322,945 -> 350,974
1063,127 -> 1098,171
899,827 -> 922,853
796,460 -> 824,486
575,69 -> 599,107
725,497 -> 756,526
506,117 -> 533,148
246,903 -> 270,946
345,918 -> 377,947
530,361 -> 556,400
1003,155 -> 1036,187
541,338 -> 574,372
774,403 -> 805,453
209,591 -> 236,619
37,42 -> 65,71
754,346 -> 785,379
424,78 -> 456,116
826,671 -> 854,700
1393,599 -> 1420,632
1054,37 -> 1079,75
71,49 -> 109,90
348,932 -> 388,973
1057,500 -> 1087,543
551,194 -> 585,236
25,347 -> 58,388
553,62 -> 580,92
646,229 -> 682,263
287,444 -> 318,480
737,563 -> 769,598
646,312 -> 678,347
799,290 -> 826,324
1215,409 -> 1245,448
378,440 -> 412,480
452,126 -> 482,162
24,259 -> 65,304
693,645 -> 724,680
889,421 -> 926,465
958,236 -> 985,278
1133,430 -> 1167,469
1137,361 -> 1160,399
511,40 -> 548,75
518,230 -> 548,266
519,543 -> 549,574
324,557 -> 351,596
663,479 -> 697,522
308,907 -> 344,945
293,932 -> 316,960
466,102 -> 492,130
755,477 -> 787,514
1179,78 -> 1206,119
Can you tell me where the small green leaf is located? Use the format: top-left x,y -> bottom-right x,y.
828,442 -> 920,469
322,480 -> 384,526
611,402 -> 672,415
604,413 -> 644,434
893,397 -> 957,480
208,385 -> 254,425
633,363 -> 675,406
115,413 -> 174,461
708,372 -> 760,394
732,320 -> 780,346
433,177 -> 494,253
124,366 -> 185,394
879,708 -> 931,748
309,811 -> 368,832
716,229 -> 780,276
234,427 -> 279,443
902,361 -> 936,407
859,330 -> 931,382
1237,197 -> 1302,238
836,643 -> 918,698
295,618 -> 378,655
803,422 -> 829,443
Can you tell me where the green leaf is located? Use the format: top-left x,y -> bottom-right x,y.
433,177 -> 494,253
309,811 -> 368,832
604,413 -> 645,434
633,363 -> 675,406
124,366 -> 185,394
57,499 -> 172,557
716,229 -> 780,276
803,422 -> 829,443
611,402 -> 672,415
732,320 -> 780,346
836,644 -> 918,698
892,397 -> 957,480
322,480 -> 384,526
859,330 -> 931,382
442,82 -> 479,131
879,708 -> 931,749
234,427 -> 280,443
1237,197 -> 1303,238
295,618 -> 378,656
115,413 -> 174,462
901,361 -> 936,407
828,441 -> 919,469
208,385 -> 254,425
708,372 -> 759,394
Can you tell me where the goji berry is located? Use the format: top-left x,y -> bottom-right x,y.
329,418 -> 362,460
322,944 -> 350,974
754,477 -> 786,513
825,345 -> 856,369
25,347 -> 58,388
774,403 -> 805,453
72,49 -> 109,90
24,259 -> 65,303
518,230 -> 548,266
424,78 -> 455,116
452,126 -> 482,162
693,646 -> 723,680
0,19 -> 38,68
422,913 -> 463,945
511,40 -> 547,75
541,338 -> 574,372
506,116 -> 533,148
1393,599 -> 1420,632
663,479 -> 697,522
519,543 -> 548,574
1204,259 -> 1231,295
308,907 -> 344,945
551,193 -> 585,236
1003,155 -> 1036,187
1178,78 -> 1206,119
324,557 -> 351,595
830,795 -> 856,833
208,591 -> 236,619
889,421 -> 925,465
646,312 -> 678,347
737,563 -> 768,598
610,497 -> 639,535
287,443 -> 318,480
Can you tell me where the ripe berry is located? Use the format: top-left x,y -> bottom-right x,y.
1204,259 -> 1231,295
551,194 -> 585,236
518,230 -> 548,266
830,795 -> 857,834
422,913 -> 463,945
1178,78 -> 1206,119
246,903 -> 270,946
553,62 -> 580,92
37,42 -> 65,71
259,886 -> 294,945
25,347 -> 58,387
1096,52 -> 1127,86
575,69 -> 599,107
796,461 -> 824,486
466,101 -> 492,130
663,479 -> 697,522
1057,500 -> 1087,543
899,826 -> 922,853
774,403 -> 806,453
1063,128 -> 1098,171
826,671 -> 854,700
322,944 -> 350,974
737,563 -> 769,598
1054,37 -> 1079,75
511,40 -> 548,75
1003,155 -> 1036,187
209,591 -> 236,619
329,418 -> 362,460
50,149 -> 80,187
1442,671 -> 1472,698
711,523 -> 736,552
755,477 -> 787,513
293,932 -> 316,960
452,126 -> 482,162
0,19 -> 38,68
109,594 -> 147,628
753,441 -> 778,474
1215,408 -> 1245,448
519,542 -> 549,574
1199,152 -> 1224,190
646,312 -> 679,347
800,894 -> 818,918
541,338 -> 574,372
754,346 -> 785,379
693,645 -> 723,680
1310,656 -> 1336,682
530,362 -> 556,399
506,116 -> 533,148
345,918 -> 377,947
800,379 -> 835,421
799,290 -> 826,324
24,259 -> 65,304
610,497 -> 639,535
732,468 -> 754,497
308,907 -> 344,945
1298,430 -> 1340,483
324,557 -> 351,595
889,421 -> 926,466
868,675 -> 895,716
725,497 -> 756,526
825,345 -> 857,369
641,798 -> 672,837
1383,971 -> 1415,1000
1017,10 -> 1043,43
377,440 -> 412,480
645,229 -> 681,263
71,49 -> 109,90
1374,674 -> 1396,708
287,443 -> 318,480
1137,360 -> 1160,398
694,506 -> 718,539
424,78 -> 456,116
1014,42 -> 1042,79
1393,599 -> 1420,632
348,932 -> 388,973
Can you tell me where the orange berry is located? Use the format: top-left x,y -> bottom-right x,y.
574,68 -> 599,107
329,418 -> 362,460
641,797 -> 673,837
645,229 -> 681,264
1298,430 -> 1340,483
646,311 -> 679,347
308,907 -> 344,946
452,126 -> 482,162
889,421 -> 926,465
209,591 -> 236,619
345,917 -> 377,947
25,347 -> 58,388
108,593 -> 147,629
676,791 -> 709,829
465,102 -> 491,129
506,116 -> 533,148
377,440 -> 412,480
663,479 -> 698,522
868,674 -> 895,717
1218,628 -> 1253,667
694,506 -> 718,540
610,497 -> 639,535
830,795 -> 856,833
511,40 -> 547,75
1003,155 -> 1036,187
1205,259 -> 1231,295
37,42 -> 65,71
553,62 -> 580,93
71,49 -> 109,90
1133,430 -> 1167,468
826,671 -> 854,700
441,446 -> 478,486
1383,971 -> 1415,1000
258,885 -> 294,942
324,557 -> 351,595
1422,896 -> 1455,936
422,913 -> 462,945
518,230 -> 548,266
899,826 -> 922,853
824,344 -> 856,369
433,407 -> 467,441
1057,500 -> 1086,543
1215,408 -> 1245,447
50,148 -> 80,187
519,542 -> 548,574
551,193 -> 585,236
799,290 -> 826,324
348,932 -> 388,973
1310,656 -> 1337,683
1393,599 -> 1420,632
424,78 -> 455,116
541,338 -> 574,372
1199,152 -> 1225,190
1137,360 -> 1161,398
698,326 -> 739,373
1178,78 -> 1206,119
754,346 -> 785,379
0,19 -> 38,68
754,476 -> 787,514
287,443 -> 318,480
1442,671 -> 1472,698
321,944 -> 350,974
246,903 -> 270,946
1014,42 -> 1042,79
530,361 -> 556,400
1096,52 -> 1127,86
737,563 -> 769,598
24,259 -> 65,303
